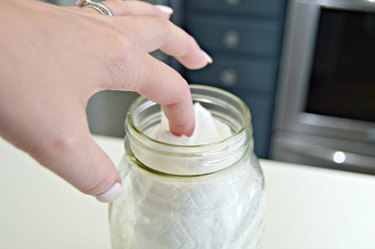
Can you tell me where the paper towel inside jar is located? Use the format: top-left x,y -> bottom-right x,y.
146,102 -> 232,145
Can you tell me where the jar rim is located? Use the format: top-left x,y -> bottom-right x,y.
124,137 -> 253,178
126,84 -> 251,149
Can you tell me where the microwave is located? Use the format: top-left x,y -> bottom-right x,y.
271,0 -> 375,173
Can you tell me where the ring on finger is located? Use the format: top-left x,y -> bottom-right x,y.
76,0 -> 113,16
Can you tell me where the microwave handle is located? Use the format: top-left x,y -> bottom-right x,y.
282,142 -> 375,169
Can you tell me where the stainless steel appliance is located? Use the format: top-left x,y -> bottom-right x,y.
271,0 -> 375,173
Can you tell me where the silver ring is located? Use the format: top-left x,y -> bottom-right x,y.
76,0 -> 113,16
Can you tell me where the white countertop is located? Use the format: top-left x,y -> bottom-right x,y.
1,136 -> 375,249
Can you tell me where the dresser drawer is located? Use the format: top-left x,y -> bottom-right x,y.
186,15 -> 281,56
186,55 -> 277,93
187,0 -> 285,18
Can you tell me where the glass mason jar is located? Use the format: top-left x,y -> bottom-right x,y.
109,85 -> 266,249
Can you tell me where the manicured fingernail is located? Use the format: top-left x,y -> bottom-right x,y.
155,5 -> 174,15
201,50 -> 213,64
95,182 -> 124,203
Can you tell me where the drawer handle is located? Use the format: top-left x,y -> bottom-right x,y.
222,31 -> 240,49
224,0 -> 241,6
220,69 -> 238,87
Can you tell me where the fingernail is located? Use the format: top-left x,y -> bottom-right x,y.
95,182 -> 124,203
155,5 -> 174,15
201,50 -> 213,64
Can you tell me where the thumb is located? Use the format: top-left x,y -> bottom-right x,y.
30,127 -> 123,203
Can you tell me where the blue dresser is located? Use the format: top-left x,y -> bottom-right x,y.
175,0 -> 287,158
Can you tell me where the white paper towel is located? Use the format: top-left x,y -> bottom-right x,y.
146,102 -> 232,145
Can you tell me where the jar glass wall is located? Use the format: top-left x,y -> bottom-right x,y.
109,85 -> 265,249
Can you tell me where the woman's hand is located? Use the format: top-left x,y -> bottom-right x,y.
0,0 -> 211,201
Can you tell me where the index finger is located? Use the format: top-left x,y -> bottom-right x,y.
106,41 -> 194,136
